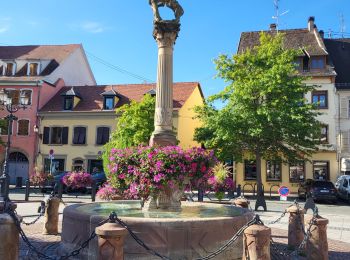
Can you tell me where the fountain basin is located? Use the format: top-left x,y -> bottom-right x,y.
60,201 -> 254,260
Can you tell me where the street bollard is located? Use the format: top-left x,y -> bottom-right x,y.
91,181 -> 97,202
25,180 -> 30,201
233,197 -> 250,209
304,214 -> 329,260
287,205 -> 305,249
243,224 -> 271,260
0,203 -> 19,260
236,184 -> 242,197
43,196 -> 60,235
95,222 -> 128,260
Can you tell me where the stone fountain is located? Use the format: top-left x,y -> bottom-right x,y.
60,1 -> 254,259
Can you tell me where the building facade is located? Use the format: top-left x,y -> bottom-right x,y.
235,17 -> 339,193
0,44 -> 96,184
37,82 -> 204,174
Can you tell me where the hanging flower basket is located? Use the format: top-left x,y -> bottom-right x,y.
62,172 -> 93,189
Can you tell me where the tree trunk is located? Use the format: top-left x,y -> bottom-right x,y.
255,151 -> 267,211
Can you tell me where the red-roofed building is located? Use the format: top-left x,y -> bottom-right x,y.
0,44 -> 96,184
37,83 -> 204,173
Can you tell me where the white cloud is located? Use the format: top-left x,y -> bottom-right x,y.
0,25 -> 9,33
80,21 -> 106,33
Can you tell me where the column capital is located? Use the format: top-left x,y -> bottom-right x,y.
153,21 -> 180,48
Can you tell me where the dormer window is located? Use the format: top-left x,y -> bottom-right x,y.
145,89 -> 156,97
104,96 -> 115,110
27,62 -> 40,76
64,97 -> 74,110
310,57 -> 325,70
3,62 -> 16,76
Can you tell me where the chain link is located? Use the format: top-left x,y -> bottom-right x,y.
6,207 -> 108,260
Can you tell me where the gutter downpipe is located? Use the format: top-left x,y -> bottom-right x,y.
337,90 -> 341,176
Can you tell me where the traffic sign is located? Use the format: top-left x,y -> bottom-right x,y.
278,186 -> 290,197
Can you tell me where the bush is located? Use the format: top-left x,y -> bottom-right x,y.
62,172 -> 93,189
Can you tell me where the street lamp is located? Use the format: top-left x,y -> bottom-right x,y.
0,89 -> 28,211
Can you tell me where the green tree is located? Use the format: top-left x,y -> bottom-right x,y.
195,33 -> 322,210
102,94 -> 155,170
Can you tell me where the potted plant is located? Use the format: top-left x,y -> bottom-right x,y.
62,171 -> 93,193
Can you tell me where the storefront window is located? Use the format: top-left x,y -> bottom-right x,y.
289,162 -> 305,183
266,160 -> 282,181
244,160 -> 257,180
313,161 -> 329,180
44,158 -> 65,174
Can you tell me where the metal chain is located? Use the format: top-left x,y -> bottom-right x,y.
6,207 -> 108,260
20,213 -> 44,226
264,201 -> 297,225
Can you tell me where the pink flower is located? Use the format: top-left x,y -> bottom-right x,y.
119,173 -> 126,179
191,162 -> 198,172
200,165 -> 207,173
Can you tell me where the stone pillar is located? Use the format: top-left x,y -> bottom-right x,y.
0,212 -> 19,260
43,197 -> 60,235
95,222 -> 128,260
149,21 -> 180,147
287,205 -> 305,249
243,224 -> 271,260
233,197 -> 250,209
304,214 -> 329,260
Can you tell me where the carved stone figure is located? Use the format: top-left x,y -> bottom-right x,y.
149,0 -> 184,23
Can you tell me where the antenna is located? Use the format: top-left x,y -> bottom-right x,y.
340,13 -> 346,38
272,0 -> 289,31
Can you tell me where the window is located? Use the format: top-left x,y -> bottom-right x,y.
343,178 -> 348,188
7,89 -> 20,105
312,91 -> 328,109
0,120 -> 11,135
289,162 -> 305,183
43,127 -> 69,145
72,159 -> 84,172
294,59 -> 302,71
88,160 -> 104,174
17,119 -> 29,136
96,127 -> 110,145
3,62 -> 15,76
64,97 -> 73,111
313,161 -> 329,181
266,160 -> 282,181
28,62 -> 39,76
320,125 -> 328,143
310,57 -> 324,70
103,96 -> 114,110
73,127 -> 86,145
44,158 -> 65,174
302,55 -> 310,71
20,90 -> 32,105
244,160 -> 257,180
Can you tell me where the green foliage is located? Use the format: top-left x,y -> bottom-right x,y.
195,32 -> 322,163
102,94 -> 155,172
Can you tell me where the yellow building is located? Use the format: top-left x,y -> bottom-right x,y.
37,82 -> 203,173
235,17 -> 338,194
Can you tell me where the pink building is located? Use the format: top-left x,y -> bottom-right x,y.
0,44 -> 95,184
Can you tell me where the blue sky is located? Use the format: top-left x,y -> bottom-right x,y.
0,0 -> 349,97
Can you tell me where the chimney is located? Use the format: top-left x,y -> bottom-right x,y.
308,16 -> 315,31
319,30 -> 324,39
269,23 -> 277,31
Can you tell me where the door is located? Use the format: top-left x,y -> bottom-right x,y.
8,152 -> 29,185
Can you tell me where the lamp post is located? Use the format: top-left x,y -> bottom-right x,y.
0,89 -> 28,211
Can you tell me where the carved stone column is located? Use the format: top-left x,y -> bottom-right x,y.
150,22 -> 180,147
243,224 -> 271,260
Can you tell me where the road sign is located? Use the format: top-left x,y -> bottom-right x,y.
49,149 -> 54,159
278,186 -> 290,197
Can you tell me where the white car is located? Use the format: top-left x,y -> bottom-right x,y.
335,175 -> 350,202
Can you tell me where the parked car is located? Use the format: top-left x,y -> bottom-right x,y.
298,180 -> 337,203
335,175 -> 350,202
91,171 -> 106,187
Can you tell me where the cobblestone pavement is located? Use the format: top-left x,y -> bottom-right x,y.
18,219 -> 350,260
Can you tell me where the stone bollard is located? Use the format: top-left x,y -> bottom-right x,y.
304,214 -> 329,260
233,197 -> 250,209
0,213 -> 19,260
243,224 -> 271,260
43,196 -> 60,235
95,222 -> 128,260
287,205 -> 305,249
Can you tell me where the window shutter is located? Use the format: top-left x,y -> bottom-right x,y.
103,127 -> 110,144
62,127 -> 69,144
43,127 -> 50,144
78,127 -> 86,144
340,98 -> 349,119
96,127 -> 103,145
73,127 -> 79,144
342,130 -> 350,152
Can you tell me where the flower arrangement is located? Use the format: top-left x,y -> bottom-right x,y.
106,146 -> 217,201
30,166 -> 53,186
62,171 -> 93,189
208,162 -> 235,200
96,184 -> 121,201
